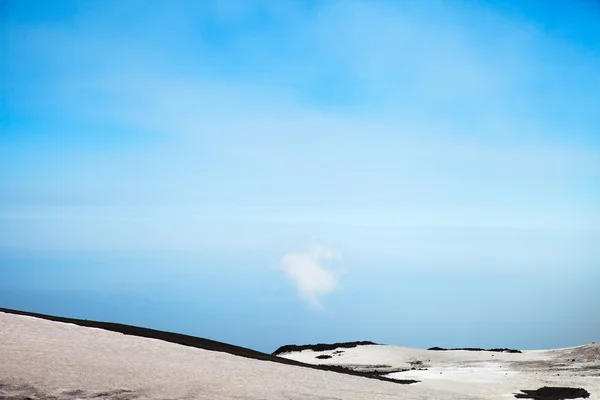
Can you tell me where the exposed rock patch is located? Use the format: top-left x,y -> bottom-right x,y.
273,341 -> 377,356
428,346 -> 522,353
514,386 -> 590,399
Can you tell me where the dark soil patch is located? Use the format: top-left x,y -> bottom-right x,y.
489,348 -> 522,353
0,307 -> 417,385
273,341 -> 377,356
514,387 -> 590,399
428,346 -> 521,353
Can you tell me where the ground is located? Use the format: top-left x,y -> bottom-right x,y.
0,311 -> 597,400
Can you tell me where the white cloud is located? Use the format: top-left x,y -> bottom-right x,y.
279,244 -> 341,309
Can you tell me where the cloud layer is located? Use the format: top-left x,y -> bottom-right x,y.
279,244 -> 341,309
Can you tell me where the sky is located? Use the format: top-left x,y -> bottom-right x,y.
1,0 -> 599,353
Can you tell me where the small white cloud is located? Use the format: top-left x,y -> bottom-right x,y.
279,244 -> 341,309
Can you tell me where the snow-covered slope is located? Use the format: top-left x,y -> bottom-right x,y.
1,311 -> 598,400
0,312 -> 421,400
277,342 -> 599,398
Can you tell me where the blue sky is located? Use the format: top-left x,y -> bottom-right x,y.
1,0 -> 599,352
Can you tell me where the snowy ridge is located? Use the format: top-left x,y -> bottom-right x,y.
0,307 -> 415,385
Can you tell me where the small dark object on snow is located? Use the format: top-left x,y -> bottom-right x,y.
514,386 -> 590,400
316,354 -> 332,359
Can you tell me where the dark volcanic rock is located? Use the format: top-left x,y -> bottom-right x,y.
489,348 -> 522,353
428,346 -> 522,353
273,341 -> 377,356
315,354 -> 332,359
514,387 -> 590,399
